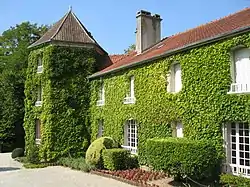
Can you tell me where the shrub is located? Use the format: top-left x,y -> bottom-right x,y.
144,138 -> 219,181
85,137 -> 118,168
57,157 -> 94,172
102,148 -> 130,170
27,144 -> 39,164
127,154 -> 139,169
11,148 -> 24,158
220,174 -> 250,187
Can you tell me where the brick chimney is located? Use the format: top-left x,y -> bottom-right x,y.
136,10 -> 162,54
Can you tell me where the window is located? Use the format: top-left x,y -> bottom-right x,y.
37,56 -> 43,73
124,76 -> 135,104
224,122 -> 250,177
97,119 -> 104,138
229,48 -> 250,94
168,62 -> 182,93
35,85 -> 42,106
172,121 -> 184,138
122,119 -> 138,154
97,82 -> 105,106
35,119 -> 41,144
176,122 -> 184,138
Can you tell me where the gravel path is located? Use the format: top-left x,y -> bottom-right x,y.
0,153 -> 133,187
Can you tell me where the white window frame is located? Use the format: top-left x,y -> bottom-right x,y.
122,119 -> 138,154
97,119 -> 104,138
223,122 -> 250,178
228,47 -> 250,94
37,56 -> 43,73
35,119 -> 41,144
97,82 -> 105,106
35,85 -> 42,107
124,76 -> 136,104
168,62 -> 182,93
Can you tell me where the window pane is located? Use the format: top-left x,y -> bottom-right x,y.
174,63 -> 182,92
232,158 -> 236,164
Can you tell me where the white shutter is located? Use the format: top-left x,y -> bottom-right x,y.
176,122 -> 183,138
235,48 -> 250,84
130,76 -> 135,98
174,63 -> 182,92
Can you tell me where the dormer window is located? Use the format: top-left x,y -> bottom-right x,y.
168,62 -> 182,93
124,76 -> 135,104
35,85 -> 42,107
37,56 -> 43,73
229,48 -> 250,94
97,82 -> 105,106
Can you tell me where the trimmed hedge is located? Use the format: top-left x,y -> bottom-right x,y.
144,138 -> 219,181
102,148 -> 130,170
220,174 -> 250,187
11,148 -> 24,158
85,137 -> 118,168
57,157 -> 94,172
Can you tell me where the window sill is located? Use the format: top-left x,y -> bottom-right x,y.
228,83 -> 250,94
121,145 -> 137,154
124,97 -> 136,104
96,100 -> 105,106
35,101 -> 42,107
37,66 -> 43,73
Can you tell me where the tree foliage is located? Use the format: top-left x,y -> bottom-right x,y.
0,22 -> 48,151
124,44 -> 135,54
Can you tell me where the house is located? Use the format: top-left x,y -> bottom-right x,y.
26,7 -> 250,177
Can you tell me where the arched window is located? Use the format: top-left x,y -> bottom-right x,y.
122,119 -> 138,154
229,48 -> 250,93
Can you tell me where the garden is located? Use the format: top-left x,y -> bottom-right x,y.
11,136 -> 250,187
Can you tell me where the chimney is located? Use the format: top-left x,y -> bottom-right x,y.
136,10 -> 162,54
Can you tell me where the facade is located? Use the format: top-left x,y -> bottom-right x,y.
26,7 -> 250,177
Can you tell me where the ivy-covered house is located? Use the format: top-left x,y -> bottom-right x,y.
26,7 -> 250,177
88,7 -> 250,178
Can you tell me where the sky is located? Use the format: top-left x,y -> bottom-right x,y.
1,0 -> 250,54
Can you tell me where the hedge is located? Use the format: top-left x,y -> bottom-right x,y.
144,138 -> 219,181
102,148 -> 130,170
220,174 -> 250,187
85,137 -> 118,168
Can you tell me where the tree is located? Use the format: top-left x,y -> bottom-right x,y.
0,22 -> 48,151
124,44 -> 135,54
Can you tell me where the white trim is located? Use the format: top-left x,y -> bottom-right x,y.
37,65 -> 43,73
124,76 -> 136,104
97,82 -> 105,106
168,62 -> 182,93
35,101 -> 42,107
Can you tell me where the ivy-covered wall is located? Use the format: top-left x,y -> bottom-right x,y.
24,45 -> 98,161
90,32 -> 250,163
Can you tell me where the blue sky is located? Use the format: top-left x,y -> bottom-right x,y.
1,0 -> 249,54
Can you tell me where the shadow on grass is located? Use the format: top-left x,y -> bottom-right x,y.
0,167 -> 20,172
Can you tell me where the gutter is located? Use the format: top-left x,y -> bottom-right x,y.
88,25 -> 250,79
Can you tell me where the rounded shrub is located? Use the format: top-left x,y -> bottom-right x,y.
85,137 -> 118,168
11,148 -> 24,158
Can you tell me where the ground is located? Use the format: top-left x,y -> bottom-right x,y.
0,153 -> 133,187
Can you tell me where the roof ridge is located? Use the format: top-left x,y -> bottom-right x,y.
50,10 -> 70,40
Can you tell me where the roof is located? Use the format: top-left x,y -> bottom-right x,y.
90,7 -> 250,78
29,10 -> 100,48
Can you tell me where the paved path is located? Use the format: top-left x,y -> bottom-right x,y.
0,153 -> 133,187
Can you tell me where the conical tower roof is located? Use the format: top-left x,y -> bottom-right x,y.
29,9 -> 104,52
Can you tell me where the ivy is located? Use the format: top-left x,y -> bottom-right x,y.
24,45 -> 97,161
90,32 -> 250,164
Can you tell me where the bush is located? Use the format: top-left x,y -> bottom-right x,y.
102,148 -> 130,170
27,144 -> 39,164
144,138 -> 219,181
57,157 -> 94,172
11,148 -> 24,158
127,154 -> 139,169
85,137 -> 118,168
220,174 -> 250,187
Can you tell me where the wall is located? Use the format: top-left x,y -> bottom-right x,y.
90,32 -> 250,163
